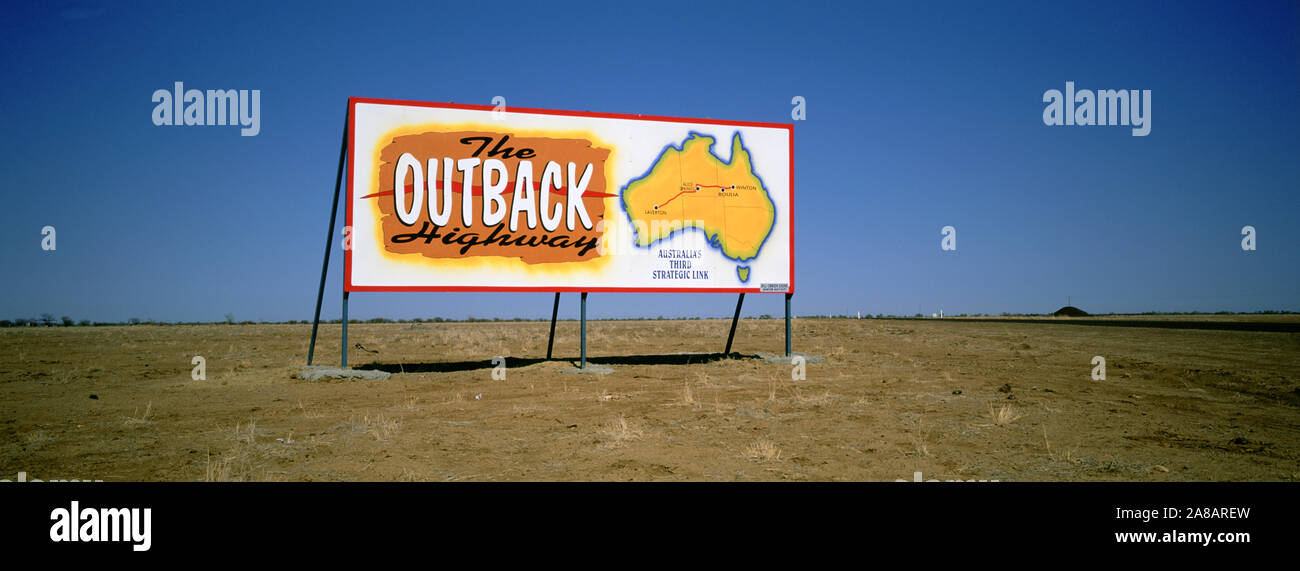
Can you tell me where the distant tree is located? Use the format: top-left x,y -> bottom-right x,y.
78,320 -> 91,326
40,313 -> 56,326
224,313 -> 234,324
129,317 -> 141,325
61,316 -> 74,326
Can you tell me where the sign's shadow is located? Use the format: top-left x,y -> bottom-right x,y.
355,352 -> 762,374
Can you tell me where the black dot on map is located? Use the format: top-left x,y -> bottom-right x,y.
731,185 -> 735,189
695,186 -> 700,190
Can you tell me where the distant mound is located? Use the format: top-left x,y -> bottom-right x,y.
1052,306 -> 1089,317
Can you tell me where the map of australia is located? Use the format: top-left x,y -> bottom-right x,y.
621,132 -> 775,282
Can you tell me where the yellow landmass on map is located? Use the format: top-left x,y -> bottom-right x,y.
621,133 -> 775,262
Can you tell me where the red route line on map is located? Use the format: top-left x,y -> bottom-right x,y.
656,184 -> 734,208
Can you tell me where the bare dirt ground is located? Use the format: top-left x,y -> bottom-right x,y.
2,317 -> 1297,481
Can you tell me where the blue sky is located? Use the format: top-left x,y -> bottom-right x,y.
1,0 -> 1296,322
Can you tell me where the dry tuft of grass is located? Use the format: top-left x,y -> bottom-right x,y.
695,371 -> 712,387
902,414 -> 933,457
203,420 -> 264,481
743,437 -> 782,462
123,401 -> 153,426
203,447 -> 257,482
351,413 -> 400,440
598,414 -> 644,448
911,435 -> 931,457
988,402 -> 1023,426
681,382 -> 695,406
1043,426 -> 1080,464
793,388 -> 833,405
203,450 -> 230,482
398,468 -> 428,482
230,419 -> 257,445
296,400 -> 324,419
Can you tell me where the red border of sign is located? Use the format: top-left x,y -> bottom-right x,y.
344,97 -> 794,294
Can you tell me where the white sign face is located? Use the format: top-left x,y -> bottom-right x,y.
346,98 -> 793,293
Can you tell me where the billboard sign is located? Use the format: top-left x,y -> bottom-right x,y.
345,98 -> 793,293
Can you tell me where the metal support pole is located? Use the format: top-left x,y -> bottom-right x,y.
580,292 -> 588,369
546,292 -> 560,360
725,293 -> 745,354
784,293 -> 792,357
341,292 -> 350,368
307,105 -> 350,365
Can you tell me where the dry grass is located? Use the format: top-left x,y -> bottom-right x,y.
1043,426 -> 1080,464
911,435 -> 931,457
296,400 -> 324,419
903,414 -> 933,457
742,437 -> 782,462
598,414 -> 644,448
123,401 -> 153,426
203,442 -> 261,482
350,413 -> 400,440
230,419 -> 257,445
398,468 -> 428,482
988,402 -> 1023,426
792,388 -> 833,405
203,419 -> 263,481
695,371 -> 712,387
203,449 -> 243,482
6,318 -> 1295,482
